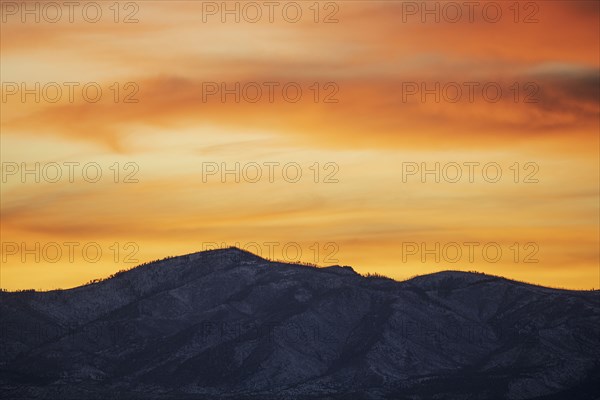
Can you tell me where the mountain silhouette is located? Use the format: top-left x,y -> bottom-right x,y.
1,247 -> 599,399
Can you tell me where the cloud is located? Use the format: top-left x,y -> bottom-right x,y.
1,0 -> 598,290
3,66 -> 598,152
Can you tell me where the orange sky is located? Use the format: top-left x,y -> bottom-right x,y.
1,0 -> 599,290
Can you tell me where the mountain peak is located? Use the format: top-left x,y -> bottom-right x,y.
404,269 -> 499,289
322,264 -> 358,276
181,246 -> 266,264
1,248 -> 598,399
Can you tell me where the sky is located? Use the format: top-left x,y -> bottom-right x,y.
1,0 -> 599,290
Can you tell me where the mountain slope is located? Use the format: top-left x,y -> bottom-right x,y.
1,248 -> 599,399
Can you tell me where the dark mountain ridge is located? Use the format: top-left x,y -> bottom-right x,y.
1,247 -> 599,399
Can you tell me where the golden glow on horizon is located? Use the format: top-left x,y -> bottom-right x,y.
1,1 -> 598,290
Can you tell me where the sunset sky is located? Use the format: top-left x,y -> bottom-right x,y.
1,0 -> 599,290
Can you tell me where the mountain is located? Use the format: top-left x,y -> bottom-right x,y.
1,247 -> 599,399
